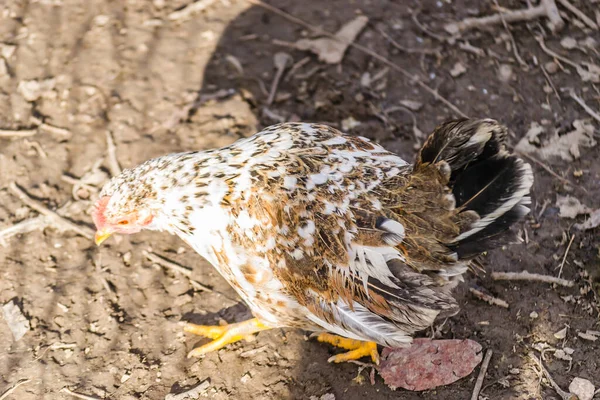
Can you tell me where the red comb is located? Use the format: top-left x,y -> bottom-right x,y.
92,196 -> 110,229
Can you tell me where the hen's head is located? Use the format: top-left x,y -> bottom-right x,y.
92,160 -> 165,245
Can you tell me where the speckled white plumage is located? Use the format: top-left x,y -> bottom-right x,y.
97,120 -> 533,347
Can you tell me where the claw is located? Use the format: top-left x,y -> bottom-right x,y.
314,332 -> 380,364
184,318 -> 270,358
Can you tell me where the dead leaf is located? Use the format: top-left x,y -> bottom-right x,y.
578,331 -> 599,341
576,62 -> 600,83
2,300 -> 30,341
554,347 -> 574,361
560,37 -> 577,49
341,116 -> 361,131
554,327 -> 568,340
399,100 -> 423,111
556,195 -> 593,218
225,55 -> 243,75
450,62 -> 467,77
575,209 -> 600,231
380,339 -> 482,391
17,78 -> 56,102
516,120 -> 596,161
295,16 -> 368,64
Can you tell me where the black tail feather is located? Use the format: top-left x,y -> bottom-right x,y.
416,118 -> 533,259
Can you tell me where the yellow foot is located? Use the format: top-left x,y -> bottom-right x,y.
313,332 -> 380,364
184,318 -> 270,358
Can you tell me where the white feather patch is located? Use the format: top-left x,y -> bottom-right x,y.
332,301 -> 413,347
347,244 -> 402,291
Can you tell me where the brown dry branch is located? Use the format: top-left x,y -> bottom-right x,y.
569,90 -> 600,123
492,0 -> 527,68
444,0 -> 564,34
24,139 -> 48,158
0,128 -> 37,138
535,36 -> 579,70
557,234 -> 575,278
167,0 -> 217,21
491,270 -> 574,287
0,216 -> 48,246
61,175 -> 99,195
247,0 -> 468,118
541,65 -> 561,100
8,182 -> 94,240
556,0 -> 598,30
0,379 -> 31,400
267,52 -> 292,105
444,0 -> 565,35
471,350 -> 493,400
411,7 -> 448,42
516,151 -> 581,191
469,288 -> 509,308
60,388 -> 102,400
285,56 -> 311,81
105,131 -> 121,177
30,116 -> 71,138
528,354 -> 575,400
536,35 -> 600,83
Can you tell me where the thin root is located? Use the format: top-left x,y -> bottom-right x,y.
491,270 -> 574,287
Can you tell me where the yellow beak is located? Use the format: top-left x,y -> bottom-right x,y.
94,229 -> 112,246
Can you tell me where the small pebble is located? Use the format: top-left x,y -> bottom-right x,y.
529,311 -> 539,319
498,64 -> 513,83
569,377 -> 595,400
545,61 -> 558,74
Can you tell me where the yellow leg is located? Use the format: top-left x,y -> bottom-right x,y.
184,318 -> 271,358
314,332 -> 380,364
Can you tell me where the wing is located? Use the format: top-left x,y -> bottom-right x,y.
227,121 -> 527,347
243,125 -> 466,346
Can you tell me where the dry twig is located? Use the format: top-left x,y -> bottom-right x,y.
516,151 -> 580,190
267,52 -> 292,105
0,216 -> 48,246
492,0 -> 527,68
528,354 -> 574,400
60,388 -> 102,400
8,182 -> 94,240
569,90 -> 600,123
105,131 -> 121,177
556,0 -> 598,30
285,56 -> 311,81
469,287 -> 509,308
541,65 -> 561,100
30,116 -> 71,138
61,175 -> 99,194
246,0 -> 468,118
471,350 -> 493,400
167,0 -> 217,21
0,128 -> 37,138
557,234 -> 575,278
492,270 -> 574,287
0,379 -> 31,400
444,0 -> 564,34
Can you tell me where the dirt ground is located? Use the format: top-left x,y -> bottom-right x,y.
1,0 -> 599,399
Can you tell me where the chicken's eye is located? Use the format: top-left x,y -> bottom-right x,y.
118,220 -> 129,225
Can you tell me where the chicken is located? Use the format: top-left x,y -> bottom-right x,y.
93,119 -> 533,363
